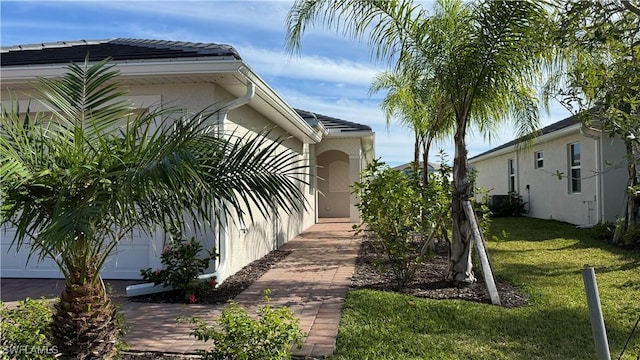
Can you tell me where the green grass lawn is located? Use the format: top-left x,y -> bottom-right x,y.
332,217 -> 640,359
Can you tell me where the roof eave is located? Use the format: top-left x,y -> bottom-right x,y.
1,58 -> 323,144
315,121 -> 329,136
469,123 -> 581,163
0,58 -> 245,84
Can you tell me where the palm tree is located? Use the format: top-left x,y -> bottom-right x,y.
0,58 -> 307,359
287,0 -> 551,283
370,65 -> 453,188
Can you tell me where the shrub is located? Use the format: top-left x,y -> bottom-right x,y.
621,225 -> 640,248
0,298 -> 56,360
351,158 -> 451,289
470,171 -> 492,240
592,221 -> 615,241
610,219 -> 640,248
488,192 -> 527,217
141,229 -> 218,303
189,290 -> 306,360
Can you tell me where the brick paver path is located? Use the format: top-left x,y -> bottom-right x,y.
234,219 -> 360,358
0,219 -> 361,359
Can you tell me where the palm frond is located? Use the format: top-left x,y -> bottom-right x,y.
1,59 -> 309,285
287,0 -> 427,65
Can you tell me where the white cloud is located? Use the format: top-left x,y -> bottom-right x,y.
76,1 -> 295,33
238,45 -> 383,86
1,0 -> 576,168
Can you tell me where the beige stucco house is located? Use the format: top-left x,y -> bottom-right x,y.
392,162 -> 441,176
469,113 -> 628,226
0,39 -> 374,282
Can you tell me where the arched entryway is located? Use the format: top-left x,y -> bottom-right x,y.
317,150 -> 350,218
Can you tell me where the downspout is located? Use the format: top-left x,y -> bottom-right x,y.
581,125 -> 603,224
211,80 -> 255,283
127,80 -> 255,297
216,80 -> 256,126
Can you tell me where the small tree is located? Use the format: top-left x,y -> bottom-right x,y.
352,159 -> 451,288
551,0 -> 640,243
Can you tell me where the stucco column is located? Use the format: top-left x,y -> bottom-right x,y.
307,143 -> 319,225
349,154 -> 361,223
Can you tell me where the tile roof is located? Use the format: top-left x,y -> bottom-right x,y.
469,113 -> 581,160
294,108 -> 372,133
1,38 -> 372,136
0,38 -> 241,66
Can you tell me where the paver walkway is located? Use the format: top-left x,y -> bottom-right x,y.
0,218 -> 361,359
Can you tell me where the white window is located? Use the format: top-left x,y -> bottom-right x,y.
534,151 -> 543,169
508,158 -> 515,193
569,143 -> 581,193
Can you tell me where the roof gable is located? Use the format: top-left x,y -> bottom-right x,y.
0,38 -> 241,67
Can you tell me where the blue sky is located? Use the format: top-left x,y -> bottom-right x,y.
1,1 -> 571,167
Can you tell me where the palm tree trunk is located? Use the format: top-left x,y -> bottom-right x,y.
422,137 -> 431,189
412,132 -> 421,181
52,274 -> 120,359
447,115 -> 477,284
414,133 -> 420,167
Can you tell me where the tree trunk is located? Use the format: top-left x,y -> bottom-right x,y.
421,137 -> 434,251
447,115 -> 477,284
614,140 -> 639,243
422,138 -> 432,189
413,132 -> 420,176
52,274 -> 120,359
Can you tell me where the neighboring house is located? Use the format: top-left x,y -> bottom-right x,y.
392,161 -> 441,177
0,38 -> 375,281
469,113 -> 628,226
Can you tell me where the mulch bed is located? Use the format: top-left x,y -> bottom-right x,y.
351,236 -> 528,308
128,249 -> 292,305
122,232 -> 527,359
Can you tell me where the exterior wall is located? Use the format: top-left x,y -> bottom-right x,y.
217,88 -> 317,278
600,136 -> 629,221
315,137 -> 370,222
1,80 -> 318,280
472,128 -> 629,225
472,130 -> 597,225
317,150 -> 350,217
126,83 -> 215,114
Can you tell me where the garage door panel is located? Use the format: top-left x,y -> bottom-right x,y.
100,230 -> 154,279
1,223 -> 214,280
1,242 -> 27,271
2,244 -> 63,278
1,226 -> 156,280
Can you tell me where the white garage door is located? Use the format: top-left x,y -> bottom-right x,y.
1,226 -> 162,280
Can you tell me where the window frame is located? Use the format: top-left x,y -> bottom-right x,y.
508,158 -> 516,193
569,142 -> 581,193
534,151 -> 544,169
